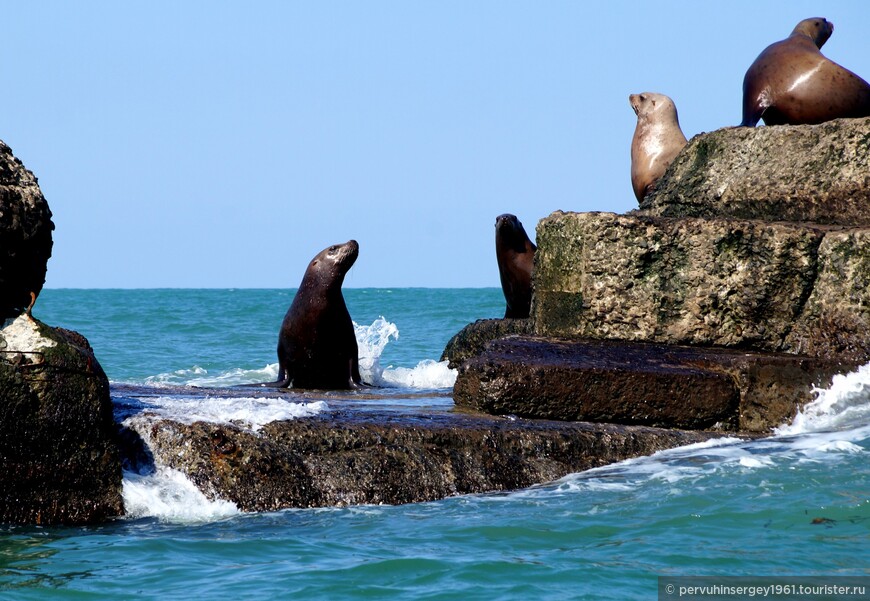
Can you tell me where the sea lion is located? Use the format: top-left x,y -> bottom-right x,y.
257,240 -> 362,389
629,92 -> 687,202
740,17 -> 870,127
495,214 -> 536,319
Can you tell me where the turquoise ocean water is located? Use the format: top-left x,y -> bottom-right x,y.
2,288 -> 869,600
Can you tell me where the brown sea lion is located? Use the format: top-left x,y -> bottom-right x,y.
741,17 -> 870,127
255,240 -> 362,389
629,92 -> 687,202
495,214 -> 536,319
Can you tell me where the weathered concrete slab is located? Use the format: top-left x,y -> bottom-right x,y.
452,336 -> 853,432
637,117 -> 870,225
534,211 -> 870,363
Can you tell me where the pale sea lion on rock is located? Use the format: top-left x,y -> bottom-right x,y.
495,214 -> 536,319
741,17 -> 870,127
629,92 -> 687,202
254,240 -> 363,390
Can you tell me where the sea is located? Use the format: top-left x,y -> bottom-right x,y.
1,288 -> 868,600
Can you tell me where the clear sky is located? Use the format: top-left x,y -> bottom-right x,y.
4,1 -> 869,288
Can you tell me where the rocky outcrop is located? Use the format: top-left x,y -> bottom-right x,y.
0,140 -> 122,525
441,318 -> 532,368
0,140 -> 54,320
121,403 -> 723,511
638,117 -> 870,225
0,315 -> 123,524
452,118 -> 870,432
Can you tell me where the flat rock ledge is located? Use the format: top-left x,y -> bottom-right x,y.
453,336 -> 853,433
121,406 -> 724,511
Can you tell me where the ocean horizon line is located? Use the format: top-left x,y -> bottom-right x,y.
41,286 -> 502,291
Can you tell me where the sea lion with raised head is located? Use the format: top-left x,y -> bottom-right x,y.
256,240 -> 362,389
495,214 -> 536,319
741,17 -> 870,127
629,92 -> 687,202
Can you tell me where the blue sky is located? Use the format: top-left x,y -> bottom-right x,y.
4,1 -> 868,288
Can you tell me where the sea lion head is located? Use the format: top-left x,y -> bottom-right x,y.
629,92 -> 680,124
495,214 -> 533,254
306,240 -> 359,289
791,17 -> 833,49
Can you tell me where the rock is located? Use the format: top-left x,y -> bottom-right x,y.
440,318 -> 532,368
0,141 -> 54,320
453,336 -> 852,432
453,118 -> 870,429
0,315 -> 123,524
122,406 -> 726,511
638,117 -> 870,225
534,211 -> 870,363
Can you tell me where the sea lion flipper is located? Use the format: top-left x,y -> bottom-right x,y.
739,105 -> 763,128
351,356 -> 363,386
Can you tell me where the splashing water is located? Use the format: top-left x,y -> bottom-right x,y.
123,466 -> 240,522
355,317 -> 400,383
355,317 -> 457,389
775,362 -> 870,437
124,396 -> 329,432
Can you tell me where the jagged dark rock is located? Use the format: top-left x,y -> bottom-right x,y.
121,406 -> 726,511
0,315 -> 123,524
0,140 -> 54,320
440,318 -> 532,368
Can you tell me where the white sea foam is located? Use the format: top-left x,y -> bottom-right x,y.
775,362 -> 870,436
378,359 -> 457,389
123,466 -> 240,523
356,317 -> 457,388
126,396 -> 328,432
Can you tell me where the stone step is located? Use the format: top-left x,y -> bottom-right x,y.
453,335 -> 854,432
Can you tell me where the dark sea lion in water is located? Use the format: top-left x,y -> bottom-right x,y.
256,240 -> 362,389
741,17 -> 870,127
495,214 -> 536,319
629,92 -> 687,202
